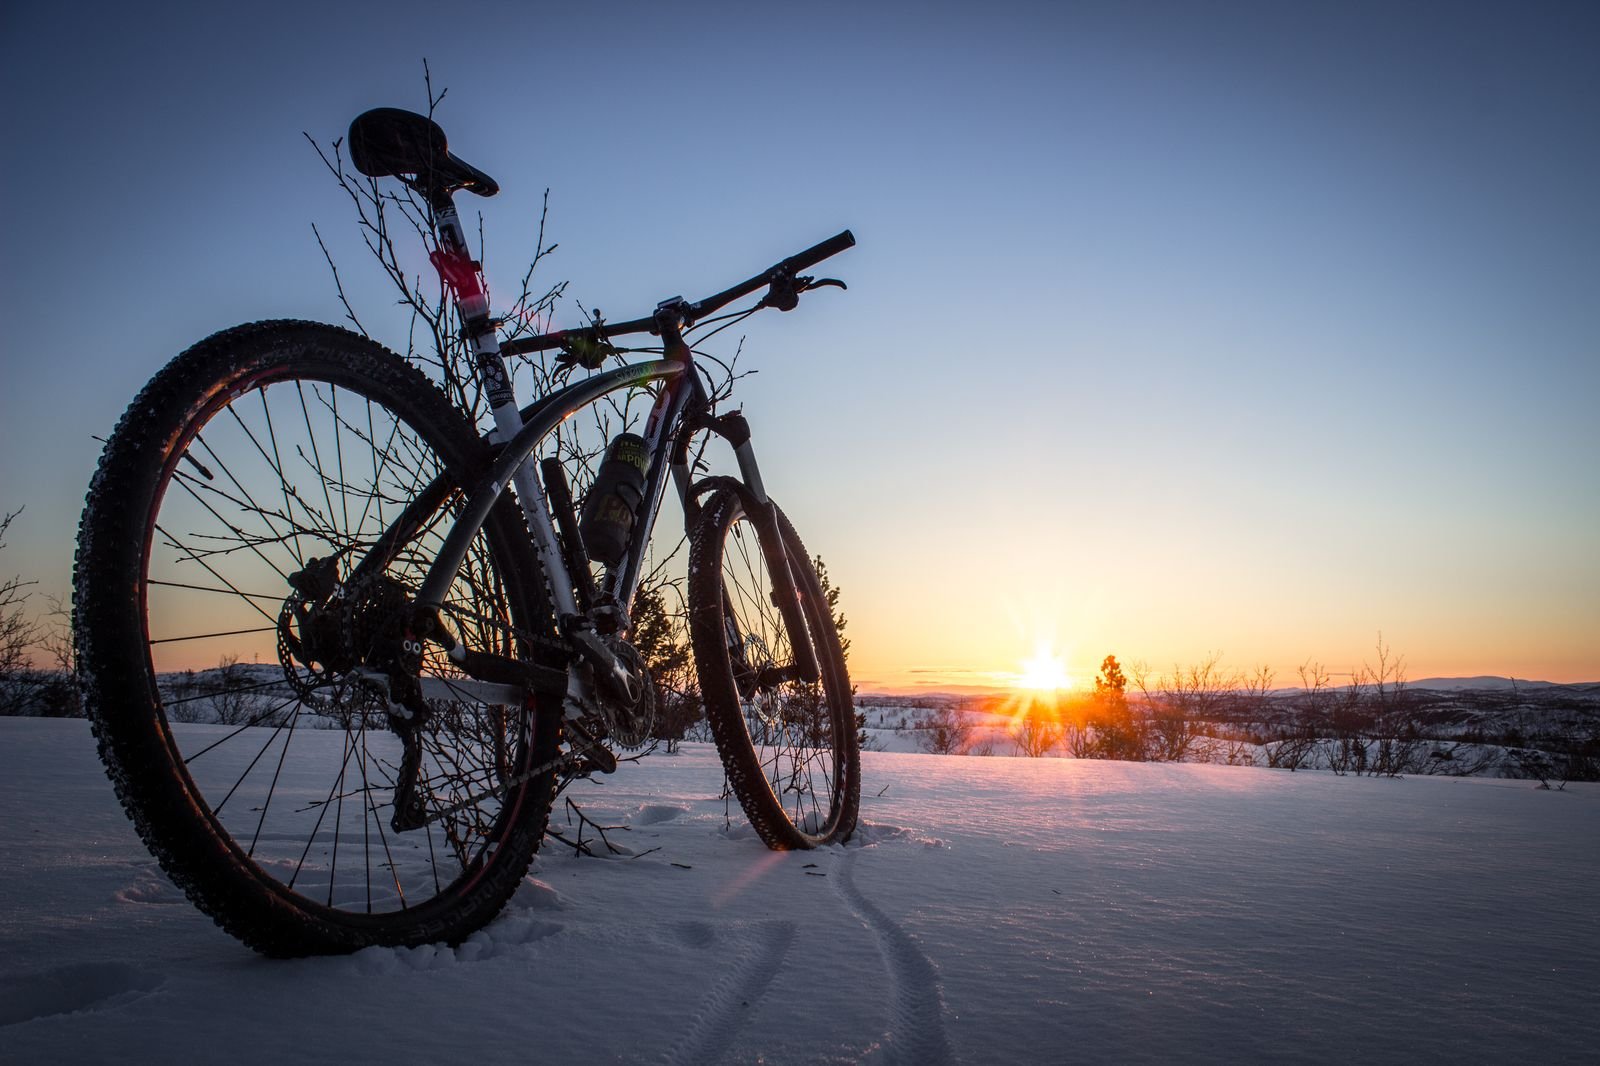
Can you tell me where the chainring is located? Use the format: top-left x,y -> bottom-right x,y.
601,638 -> 655,750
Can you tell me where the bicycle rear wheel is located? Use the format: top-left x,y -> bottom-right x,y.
688,487 -> 859,848
75,320 -> 561,956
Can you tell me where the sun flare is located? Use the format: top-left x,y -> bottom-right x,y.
1015,643 -> 1071,692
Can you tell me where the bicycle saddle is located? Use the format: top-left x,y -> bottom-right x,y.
348,108 -> 499,198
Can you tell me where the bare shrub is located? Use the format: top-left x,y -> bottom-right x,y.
166,669 -> 210,724
1321,665 -> 1373,775
209,655 -> 259,726
1140,655 -> 1238,763
0,508 -> 42,716
1264,661 -> 1327,771
1013,702 -> 1063,757
1215,732 -> 1259,766
1506,747 -> 1567,790
27,595 -> 82,718
1064,719 -> 1097,759
1420,742 -> 1499,777
1363,634 -> 1424,777
1505,727 -> 1600,789
919,704 -> 974,755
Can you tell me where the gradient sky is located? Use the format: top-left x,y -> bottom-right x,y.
3,1 -> 1597,689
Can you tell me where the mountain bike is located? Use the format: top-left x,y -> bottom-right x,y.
73,108 -> 861,956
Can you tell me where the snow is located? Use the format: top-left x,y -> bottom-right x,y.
2,717 -> 1597,1063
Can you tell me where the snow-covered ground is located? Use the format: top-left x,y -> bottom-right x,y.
2,717 -> 1596,1063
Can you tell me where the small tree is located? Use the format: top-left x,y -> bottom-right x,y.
167,669 -> 209,725
632,581 -> 699,753
1086,654 -> 1143,760
1096,654 -> 1127,700
811,556 -> 866,751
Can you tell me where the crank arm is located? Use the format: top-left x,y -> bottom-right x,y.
567,626 -> 642,705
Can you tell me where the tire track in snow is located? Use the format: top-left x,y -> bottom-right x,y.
659,919 -> 796,1066
833,848 -> 952,1065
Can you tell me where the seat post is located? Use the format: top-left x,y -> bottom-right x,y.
426,187 -> 582,623
426,192 -> 515,416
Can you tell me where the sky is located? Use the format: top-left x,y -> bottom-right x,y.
2,1 -> 1597,690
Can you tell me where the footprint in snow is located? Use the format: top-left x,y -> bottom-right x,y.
632,803 -> 689,826
0,963 -> 164,1027
672,920 -> 717,949
848,822 -> 949,850
113,864 -> 186,906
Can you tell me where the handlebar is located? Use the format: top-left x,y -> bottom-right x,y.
499,229 -> 855,357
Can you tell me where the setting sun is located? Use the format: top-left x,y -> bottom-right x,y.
1015,643 -> 1072,692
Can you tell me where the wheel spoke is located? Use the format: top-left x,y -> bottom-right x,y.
148,579 -> 284,601
210,695 -> 300,816
149,625 -> 279,645
249,704 -> 303,856
152,522 -> 283,629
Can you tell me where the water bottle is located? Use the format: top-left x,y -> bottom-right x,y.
579,433 -> 649,567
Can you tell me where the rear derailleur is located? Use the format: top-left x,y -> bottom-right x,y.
276,556 -> 437,831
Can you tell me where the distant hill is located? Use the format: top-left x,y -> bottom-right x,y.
1409,677 -> 1570,692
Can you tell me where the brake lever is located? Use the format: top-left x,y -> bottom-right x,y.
759,273 -> 848,312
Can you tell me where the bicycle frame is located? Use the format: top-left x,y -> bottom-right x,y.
405,193 -> 792,717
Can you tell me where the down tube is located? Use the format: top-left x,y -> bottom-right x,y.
416,360 -> 686,614
605,367 -> 700,611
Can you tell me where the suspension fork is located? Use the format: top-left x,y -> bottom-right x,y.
672,407 -> 821,689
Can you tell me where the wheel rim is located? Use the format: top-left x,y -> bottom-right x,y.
718,509 -> 848,842
139,366 -> 538,917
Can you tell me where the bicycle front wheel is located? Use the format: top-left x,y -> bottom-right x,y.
688,487 -> 860,848
74,320 -> 562,955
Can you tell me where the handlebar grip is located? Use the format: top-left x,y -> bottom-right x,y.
779,230 -> 856,274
